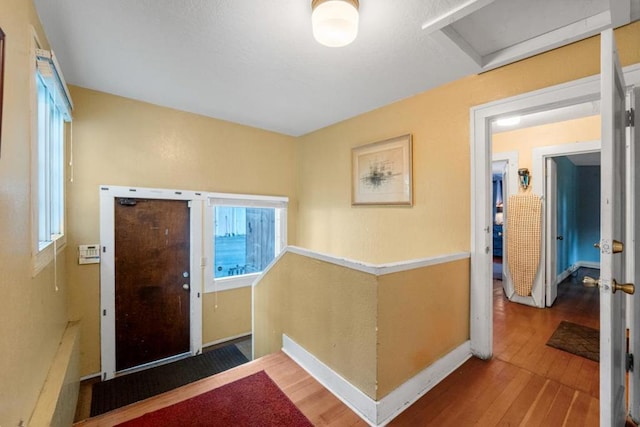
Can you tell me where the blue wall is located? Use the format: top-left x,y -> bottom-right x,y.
555,158 -> 600,274
555,157 -> 578,274
576,166 -> 601,264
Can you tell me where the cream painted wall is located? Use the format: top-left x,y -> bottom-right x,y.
377,258 -> 469,398
295,23 -> 640,264
66,87 -> 298,376
0,1 -> 70,425
253,252 -> 378,398
493,115 -> 601,172
202,287 -> 252,345
253,251 -> 470,401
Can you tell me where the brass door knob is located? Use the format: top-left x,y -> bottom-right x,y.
582,276 -> 600,288
593,240 -> 624,253
582,276 -> 635,294
613,280 -> 635,295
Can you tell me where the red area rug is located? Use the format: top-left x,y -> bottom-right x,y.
115,370 -> 313,427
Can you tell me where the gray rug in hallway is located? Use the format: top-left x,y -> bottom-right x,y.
90,343 -> 249,417
546,320 -> 599,362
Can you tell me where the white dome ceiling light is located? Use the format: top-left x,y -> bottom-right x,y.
311,0 -> 359,48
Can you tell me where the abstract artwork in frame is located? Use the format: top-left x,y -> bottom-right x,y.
352,134 -> 413,206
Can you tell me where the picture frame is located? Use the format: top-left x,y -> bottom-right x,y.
0,27 -> 5,155
352,134 -> 413,206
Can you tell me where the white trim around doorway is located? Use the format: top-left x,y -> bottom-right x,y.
98,185 -> 205,380
469,63 -> 640,359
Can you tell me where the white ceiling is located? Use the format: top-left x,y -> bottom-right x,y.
33,0 -> 639,136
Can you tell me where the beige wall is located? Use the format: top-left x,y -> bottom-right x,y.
202,287 -> 252,344
253,252 -> 379,398
377,258 -> 469,398
253,252 -> 470,400
295,23 -> 640,264
5,3 -> 640,422
0,1 -> 70,425
66,87 -> 298,376
493,115 -> 601,172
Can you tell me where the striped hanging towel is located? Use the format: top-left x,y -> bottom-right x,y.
506,193 -> 542,297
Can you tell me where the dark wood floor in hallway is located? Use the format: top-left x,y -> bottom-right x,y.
390,268 -> 600,426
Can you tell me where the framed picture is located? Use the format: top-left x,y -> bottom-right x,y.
352,134 -> 413,206
0,27 -> 5,155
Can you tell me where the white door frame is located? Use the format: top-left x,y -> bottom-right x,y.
469,63 -> 640,359
99,185 -> 205,380
491,152 -> 517,298
627,88 -> 640,423
545,157 -> 559,306
532,140 -> 602,306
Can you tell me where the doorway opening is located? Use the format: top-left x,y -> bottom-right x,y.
491,160 -> 506,282
471,55 -> 640,423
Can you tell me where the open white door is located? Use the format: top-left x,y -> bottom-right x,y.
599,28 -> 632,426
627,88 -> 640,423
545,157 -> 558,306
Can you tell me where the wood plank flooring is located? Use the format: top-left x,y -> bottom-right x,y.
75,268 -> 601,426
391,269 -> 600,426
74,351 -> 368,427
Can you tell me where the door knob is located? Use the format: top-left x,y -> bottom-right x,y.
582,276 -> 600,288
593,240 -> 624,253
613,280 -> 635,295
557,236 -> 563,240
583,276 -> 635,294
182,283 -> 190,290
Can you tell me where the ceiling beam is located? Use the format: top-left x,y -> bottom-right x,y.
608,0 -> 631,27
433,26 -> 483,68
481,11 -> 616,71
421,0 -> 496,34
429,0 -> 634,73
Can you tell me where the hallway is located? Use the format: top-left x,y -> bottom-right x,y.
76,270 -> 601,426
391,268 -> 600,425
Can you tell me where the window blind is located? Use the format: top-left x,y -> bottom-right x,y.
36,48 -> 73,121
208,193 -> 288,209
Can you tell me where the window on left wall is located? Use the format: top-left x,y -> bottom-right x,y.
32,41 -> 73,275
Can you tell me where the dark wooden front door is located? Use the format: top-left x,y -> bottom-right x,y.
115,198 -> 190,371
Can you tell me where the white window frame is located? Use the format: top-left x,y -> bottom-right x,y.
30,29 -> 72,276
205,193 -> 288,292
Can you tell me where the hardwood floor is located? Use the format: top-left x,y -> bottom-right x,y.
74,350 -> 368,427
391,269 -> 600,426
75,269 -> 600,426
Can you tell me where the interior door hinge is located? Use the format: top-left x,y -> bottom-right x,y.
627,353 -> 634,372
627,108 -> 635,127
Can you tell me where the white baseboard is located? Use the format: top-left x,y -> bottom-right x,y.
576,260 -> 600,269
282,334 -> 472,426
556,261 -> 600,285
556,267 -> 574,285
282,335 -> 377,425
202,332 -> 251,349
376,340 -> 472,425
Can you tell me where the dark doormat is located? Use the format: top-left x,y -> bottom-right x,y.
546,320 -> 599,362
90,344 -> 249,417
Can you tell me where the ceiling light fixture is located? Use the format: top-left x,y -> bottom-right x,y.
496,116 -> 521,127
311,0 -> 359,47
